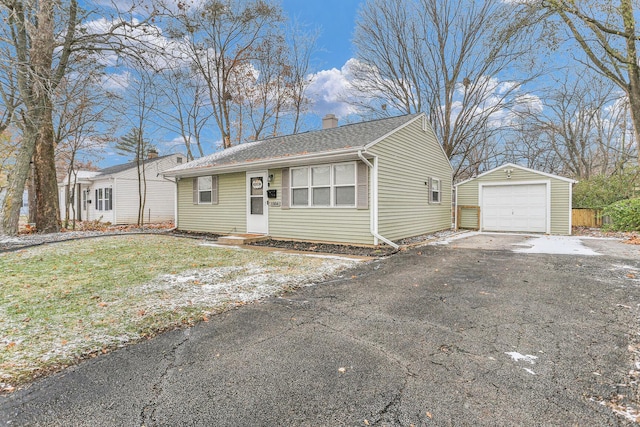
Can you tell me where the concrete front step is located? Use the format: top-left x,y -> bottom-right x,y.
217,234 -> 269,245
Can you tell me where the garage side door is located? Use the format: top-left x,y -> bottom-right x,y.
481,184 -> 547,233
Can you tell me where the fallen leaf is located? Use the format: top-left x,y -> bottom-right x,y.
98,302 -> 108,307
364,420 -> 370,426
6,342 -> 16,349
627,273 -> 636,279
426,411 -> 433,419
137,309 -> 146,317
61,340 -> 68,345
338,367 -> 346,373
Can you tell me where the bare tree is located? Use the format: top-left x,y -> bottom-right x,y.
114,68 -> 159,226
166,0 -> 284,149
536,0 -> 640,166
54,67 -> 114,229
0,0 -> 165,235
352,0 -> 541,179
155,68 -> 212,160
510,72 -> 636,179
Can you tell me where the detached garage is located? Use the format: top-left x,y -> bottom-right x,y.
455,163 -> 576,235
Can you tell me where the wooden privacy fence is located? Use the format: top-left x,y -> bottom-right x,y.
456,205 -> 480,230
572,208 -> 603,228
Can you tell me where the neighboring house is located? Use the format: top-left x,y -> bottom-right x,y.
0,189 -> 28,216
163,113 -> 453,247
455,163 -> 576,235
59,153 -> 185,224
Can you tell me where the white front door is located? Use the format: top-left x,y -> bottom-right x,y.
246,171 -> 268,234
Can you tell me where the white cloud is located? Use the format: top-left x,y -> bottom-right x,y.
101,71 -> 131,91
306,59 -> 361,118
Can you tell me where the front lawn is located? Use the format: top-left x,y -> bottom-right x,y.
0,235 -> 356,392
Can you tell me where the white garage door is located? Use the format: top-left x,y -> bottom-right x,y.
481,184 -> 547,233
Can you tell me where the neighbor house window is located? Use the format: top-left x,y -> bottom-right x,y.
95,189 -> 103,211
104,188 -> 113,211
198,176 -> 212,204
290,162 -> 356,207
430,178 -> 441,203
95,188 -> 113,211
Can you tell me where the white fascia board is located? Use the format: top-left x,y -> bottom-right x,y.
462,163 -> 576,185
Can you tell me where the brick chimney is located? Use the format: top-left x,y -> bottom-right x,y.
147,148 -> 158,159
322,113 -> 338,129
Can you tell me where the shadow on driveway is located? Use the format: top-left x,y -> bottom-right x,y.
2,238 -> 639,426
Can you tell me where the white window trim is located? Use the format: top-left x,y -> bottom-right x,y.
430,178 -> 441,204
96,188 -> 103,211
104,187 -> 113,211
198,176 -> 212,205
290,162 -> 357,208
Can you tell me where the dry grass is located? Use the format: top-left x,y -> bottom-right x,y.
0,235 -> 356,392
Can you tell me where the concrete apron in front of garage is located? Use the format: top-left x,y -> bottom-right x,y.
442,231 -> 640,259
1,234 -> 640,425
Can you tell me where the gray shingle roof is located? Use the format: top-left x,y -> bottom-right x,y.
167,113 -> 422,174
97,154 -> 174,177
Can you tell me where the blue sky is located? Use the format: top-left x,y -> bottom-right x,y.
282,0 -> 362,70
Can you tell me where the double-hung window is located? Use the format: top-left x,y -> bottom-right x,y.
95,189 -> 103,211
430,178 -> 441,203
291,168 -> 309,206
104,188 -> 113,211
311,166 -> 330,206
291,162 -> 356,207
198,176 -> 212,204
334,163 -> 356,206
94,188 -> 113,211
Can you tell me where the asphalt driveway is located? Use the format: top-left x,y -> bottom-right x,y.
2,234 -> 640,426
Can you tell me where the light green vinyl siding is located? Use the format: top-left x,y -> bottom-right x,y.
456,166 -> 572,235
268,168 -> 373,245
177,173 -> 246,234
368,118 -> 453,241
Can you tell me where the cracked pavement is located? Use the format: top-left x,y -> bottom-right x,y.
1,236 -> 640,426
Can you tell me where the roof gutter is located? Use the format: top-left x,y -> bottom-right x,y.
163,147 -> 362,178
358,150 -> 399,250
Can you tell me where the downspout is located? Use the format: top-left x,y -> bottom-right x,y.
174,177 -> 179,229
454,183 -> 458,231
112,178 -> 117,225
358,150 -> 399,250
159,174 -> 179,230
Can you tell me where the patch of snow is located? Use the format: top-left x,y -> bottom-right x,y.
288,252 -> 366,262
429,231 -> 479,246
591,398 -> 640,423
505,351 -> 538,364
511,236 -> 601,256
611,264 -> 639,270
523,368 -> 536,375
